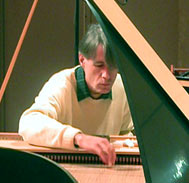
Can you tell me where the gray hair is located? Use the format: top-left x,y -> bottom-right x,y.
79,24 -> 116,68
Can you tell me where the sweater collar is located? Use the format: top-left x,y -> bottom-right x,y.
75,66 -> 112,101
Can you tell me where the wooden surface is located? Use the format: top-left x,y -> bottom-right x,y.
170,65 -> 189,88
178,80 -> 189,87
0,133 -> 139,155
61,164 -> 145,183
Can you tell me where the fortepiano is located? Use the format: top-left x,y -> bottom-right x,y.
0,133 -> 144,183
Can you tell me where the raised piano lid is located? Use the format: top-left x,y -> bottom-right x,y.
85,0 -> 189,182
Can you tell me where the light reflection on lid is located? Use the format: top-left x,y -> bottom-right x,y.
173,155 -> 189,181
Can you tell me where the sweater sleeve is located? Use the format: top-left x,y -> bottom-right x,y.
18,70 -> 81,150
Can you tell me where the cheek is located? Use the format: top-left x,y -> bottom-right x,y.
111,71 -> 118,80
85,69 -> 98,83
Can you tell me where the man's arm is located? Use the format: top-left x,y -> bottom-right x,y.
18,69 -> 82,150
19,110 -> 82,149
74,133 -> 116,166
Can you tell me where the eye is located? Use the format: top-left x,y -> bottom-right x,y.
95,64 -> 104,67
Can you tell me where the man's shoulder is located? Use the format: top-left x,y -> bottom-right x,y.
43,66 -> 79,90
49,66 -> 79,82
54,66 -> 78,77
114,74 -> 124,88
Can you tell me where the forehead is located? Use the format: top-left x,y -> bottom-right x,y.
93,45 -> 105,61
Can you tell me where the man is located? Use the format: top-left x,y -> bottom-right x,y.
19,24 -> 134,166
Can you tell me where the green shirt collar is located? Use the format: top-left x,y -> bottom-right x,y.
75,66 -> 112,102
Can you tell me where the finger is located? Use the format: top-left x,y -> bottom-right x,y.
95,142 -> 110,165
99,142 -> 115,165
101,140 -> 116,166
108,144 -> 116,166
99,147 -> 109,165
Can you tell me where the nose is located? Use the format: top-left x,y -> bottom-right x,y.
101,67 -> 111,80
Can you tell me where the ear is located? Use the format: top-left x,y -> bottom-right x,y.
78,53 -> 85,67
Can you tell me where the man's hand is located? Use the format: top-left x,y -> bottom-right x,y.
74,133 -> 116,166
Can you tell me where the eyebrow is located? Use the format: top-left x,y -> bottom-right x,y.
94,60 -> 104,63
93,61 -> 105,66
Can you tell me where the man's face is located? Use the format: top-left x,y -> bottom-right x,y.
79,45 -> 118,99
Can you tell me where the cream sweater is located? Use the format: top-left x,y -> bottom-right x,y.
19,67 -> 133,150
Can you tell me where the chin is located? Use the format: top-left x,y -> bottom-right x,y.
95,85 -> 111,94
99,89 -> 111,94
